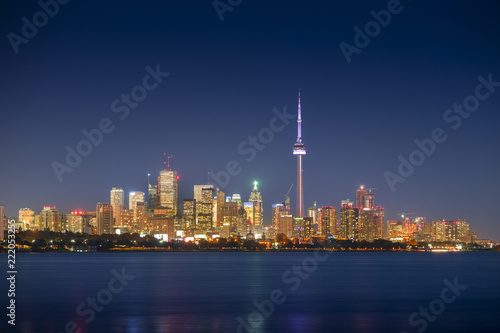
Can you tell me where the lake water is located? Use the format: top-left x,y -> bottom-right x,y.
1,252 -> 499,333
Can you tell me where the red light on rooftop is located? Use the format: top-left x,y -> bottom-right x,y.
176,175 -> 180,180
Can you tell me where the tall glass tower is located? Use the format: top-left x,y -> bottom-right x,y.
158,154 -> 178,216
292,90 -> 306,218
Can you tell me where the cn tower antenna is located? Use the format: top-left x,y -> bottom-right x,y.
292,89 -> 306,217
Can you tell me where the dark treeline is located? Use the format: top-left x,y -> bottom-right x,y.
1,231 -> 498,252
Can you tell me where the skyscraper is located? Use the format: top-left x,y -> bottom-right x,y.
183,199 -> 196,229
19,208 -> 35,230
248,180 -> 263,227
65,211 -> 84,233
221,201 -> 240,236
194,184 -> 214,223
215,189 -> 226,228
356,185 -> 367,208
129,191 -> 145,221
320,206 -> 337,236
340,200 -> 359,240
96,202 -> 113,235
110,187 -> 125,209
355,186 -> 383,241
356,185 -> 375,209
272,203 -> 283,231
110,187 -> 125,226
231,194 -> 242,207
147,174 -> 158,214
307,202 -> 319,229
197,187 -> 215,231
293,90 -> 306,217
40,206 -> 60,232
158,154 -> 178,216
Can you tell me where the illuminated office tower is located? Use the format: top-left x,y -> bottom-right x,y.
221,201 -> 240,235
194,184 -> 214,222
135,202 -> 147,231
339,200 -> 359,240
307,202 -> 319,232
65,211 -> 84,233
129,191 -> 145,221
320,206 -> 337,236
148,184 -> 158,213
215,189 -> 226,228
147,174 -> 158,213
183,199 -> 196,229
455,219 -> 471,242
213,195 -> 218,227
194,184 -> 214,202
19,208 -> 35,230
243,202 -> 258,228
237,205 -> 250,235
278,214 -> 294,238
359,209 -> 374,241
231,194 -> 242,207
356,185 -> 376,209
431,220 -> 471,242
272,203 -> 283,231
372,206 -> 384,240
249,181 -> 263,227
356,185 -> 383,241
292,90 -> 306,218
197,187 -> 214,231
40,206 -> 60,232
292,217 -> 313,238
96,203 -> 113,235
120,209 -> 135,231
158,155 -> 178,215
356,185 -> 367,208
110,187 -> 125,209
0,206 -> 4,239
110,187 -> 125,226
298,217 -> 313,238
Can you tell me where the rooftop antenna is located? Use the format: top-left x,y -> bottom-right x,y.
207,171 -> 210,185
163,153 -> 167,171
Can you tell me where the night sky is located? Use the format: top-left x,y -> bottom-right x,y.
1,1 -> 499,240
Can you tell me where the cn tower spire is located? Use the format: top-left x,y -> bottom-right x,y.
297,89 -> 302,143
292,89 -> 306,218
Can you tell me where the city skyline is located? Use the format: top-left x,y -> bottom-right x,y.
1,149 -> 485,242
1,1 -> 499,241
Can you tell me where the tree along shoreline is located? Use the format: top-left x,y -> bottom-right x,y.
1,231 -> 498,253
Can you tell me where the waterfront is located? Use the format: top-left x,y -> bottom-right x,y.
2,252 -> 499,332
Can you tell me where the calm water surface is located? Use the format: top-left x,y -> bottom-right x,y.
1,252 -> 499,333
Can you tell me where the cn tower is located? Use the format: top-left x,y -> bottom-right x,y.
293,89 -> 306,217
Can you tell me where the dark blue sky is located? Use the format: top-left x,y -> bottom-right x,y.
1,0 -> 499,240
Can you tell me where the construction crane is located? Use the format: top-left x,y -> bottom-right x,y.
284,183 -> 294,206
399,212 -> 415,220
